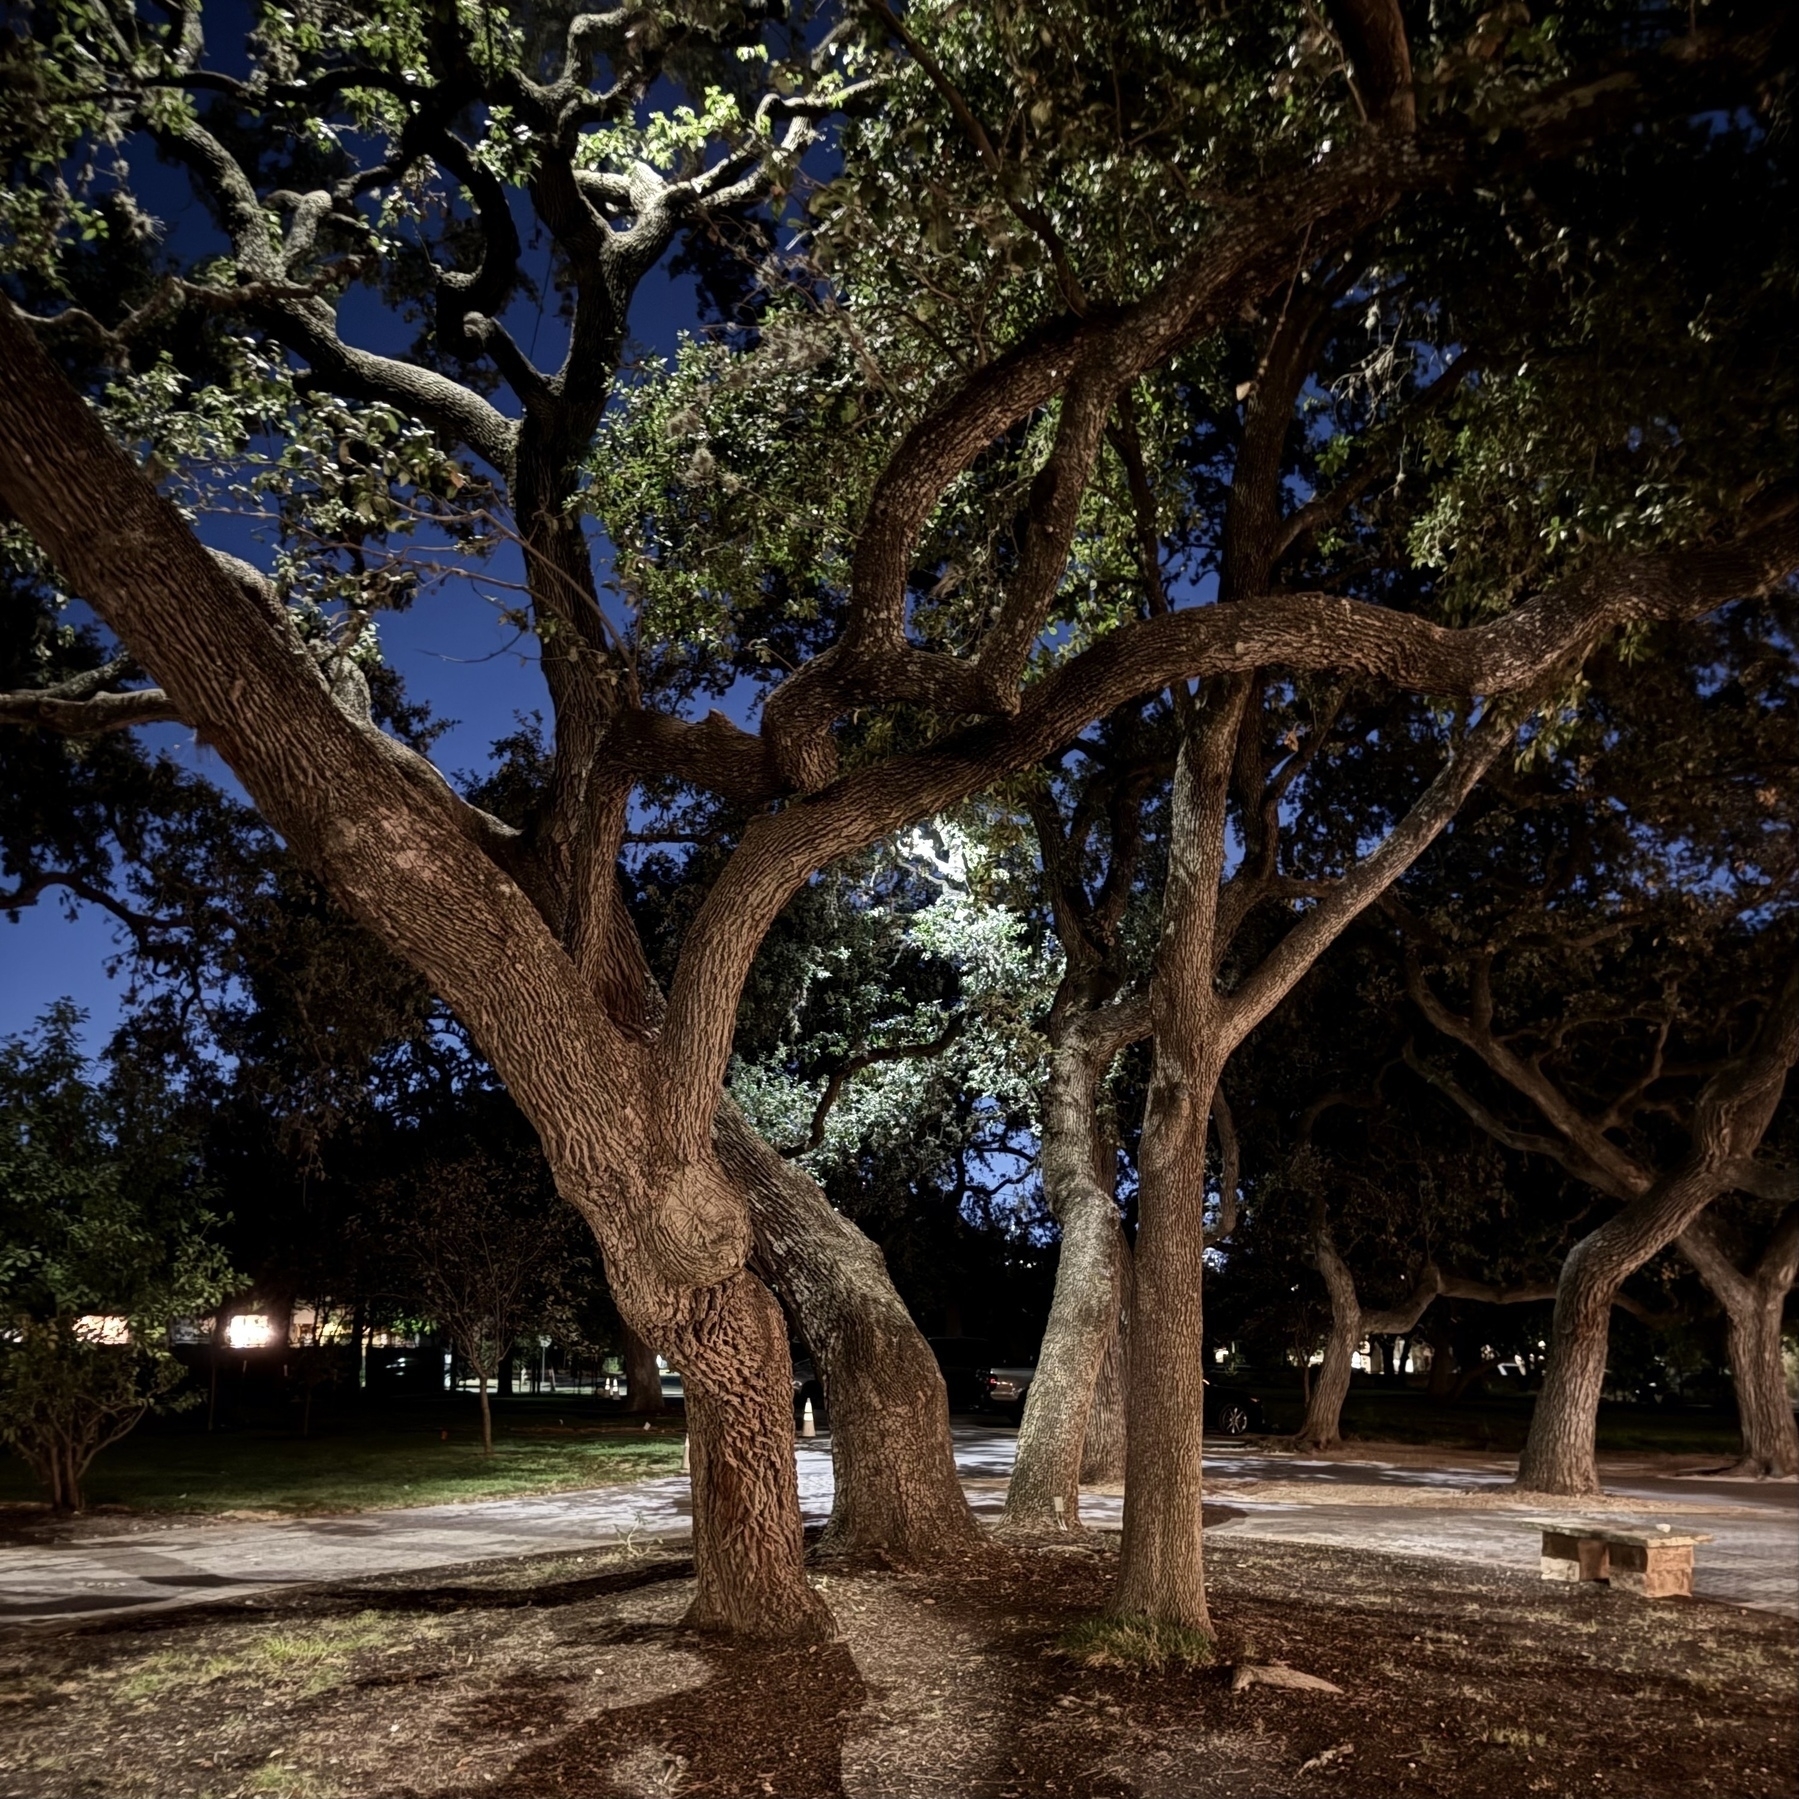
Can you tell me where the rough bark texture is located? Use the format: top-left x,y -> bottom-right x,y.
1080,1277 -> 1131,1486
714,1099 -> 979,1558
674,1270 -> 828,1639
1678,1207 -> 1799,1478
1006,1006 -> 1142,1532
0,303 -> 829,1644
1515,963 -> 1799,1494
620,1323 -> 666,1415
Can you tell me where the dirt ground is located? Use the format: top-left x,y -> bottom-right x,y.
0,1524 -> 1792,1799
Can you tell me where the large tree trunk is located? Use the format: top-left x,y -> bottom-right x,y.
666,1270 -> 829,1639
620,1322 -> 666,1416
714,1099 -> 978,1559
1678,1206 -> 1799,1478
1007,1015 -> 1139,1532
1519,969 -> 1799,1494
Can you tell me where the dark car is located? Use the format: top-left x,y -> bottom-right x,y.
1204,1383 -> 1267,1436
928,1337 -> 1036,1419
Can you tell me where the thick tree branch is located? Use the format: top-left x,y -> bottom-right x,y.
0,683 -> 181,734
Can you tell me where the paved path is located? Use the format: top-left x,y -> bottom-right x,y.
3,1429 -> 1793,1626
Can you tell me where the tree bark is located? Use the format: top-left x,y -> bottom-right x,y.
620,1322 -> 666,1415
1517,963 -> 1799,1494
1294,1222 -> 1442,1449
1007,1007 -> 1141,1531
1294,1228 -> 1362,1451
1081,1277 -> 1131,1486
477,1372 -> 494,1456
1677,1206 -> 1799,1478
714,1098 -> 978,1559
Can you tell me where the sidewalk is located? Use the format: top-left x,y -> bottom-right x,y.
3,1429 -> 1793,1625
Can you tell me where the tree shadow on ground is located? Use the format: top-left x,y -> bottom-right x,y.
425,1619 -> 869,1799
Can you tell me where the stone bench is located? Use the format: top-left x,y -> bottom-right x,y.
1525,1519 -> 1713,1599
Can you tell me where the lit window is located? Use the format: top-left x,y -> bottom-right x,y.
226,1314 -> 276,1349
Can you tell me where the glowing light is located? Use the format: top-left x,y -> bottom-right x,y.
74,1315 -> 131,1346
226,1313 -> 276,1349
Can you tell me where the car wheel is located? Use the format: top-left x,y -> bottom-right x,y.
1215,1403 -> 1251,1436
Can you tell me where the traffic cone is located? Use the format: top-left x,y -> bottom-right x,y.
801,1399 -> 816,1439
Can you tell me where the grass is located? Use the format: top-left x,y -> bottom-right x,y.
1056,1613 -> 1217,1672
1243,1381 -> 1749,1455
0,1400 -> 686,1516
113,1611 -> 431,1703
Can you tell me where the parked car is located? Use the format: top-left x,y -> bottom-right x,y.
1203,1383 -> 1267,1436
927,1338 -> 1036,1420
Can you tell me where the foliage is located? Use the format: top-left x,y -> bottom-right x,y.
0,1003 -> 235,1509
371,1137 -> 594,1451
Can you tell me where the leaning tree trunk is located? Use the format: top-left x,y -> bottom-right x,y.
1514,965 -> 1799,1494
1519,968 -> 1799,1493
1296,1227 -> 1442,1451
1294,1224 -> 1362,1451
1678,1206 -> 1799,1478
1081,1283 -> 1131,1486
714,1098 -> 978,1559
1007,1017 -> 1137,1532
620,1322 -> 666,1416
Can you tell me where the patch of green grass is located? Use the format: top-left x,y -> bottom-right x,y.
115,1610 -> 429,1702
0,1405 -> 686,1515
1056,1613 -> 1217,1672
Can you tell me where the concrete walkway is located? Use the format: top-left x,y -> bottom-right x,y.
3,1429 -> 1793,1626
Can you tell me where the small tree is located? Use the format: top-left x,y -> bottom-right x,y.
381,1147 -> 585,1457
0,1004 -> 234,1512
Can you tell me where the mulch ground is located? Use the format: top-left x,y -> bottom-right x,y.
0,1519 -> 1791,1799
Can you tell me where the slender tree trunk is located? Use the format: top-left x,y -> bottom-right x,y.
621,1322 -> 665,1416
1007,1018 -> 1137,1531
1678,1207 -> 1799,1478
714,1099 -> 977,1559
1111,1046 -> 1221,1632
1295,1227 -> 1361,1451
478,1372 -> 494,1457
